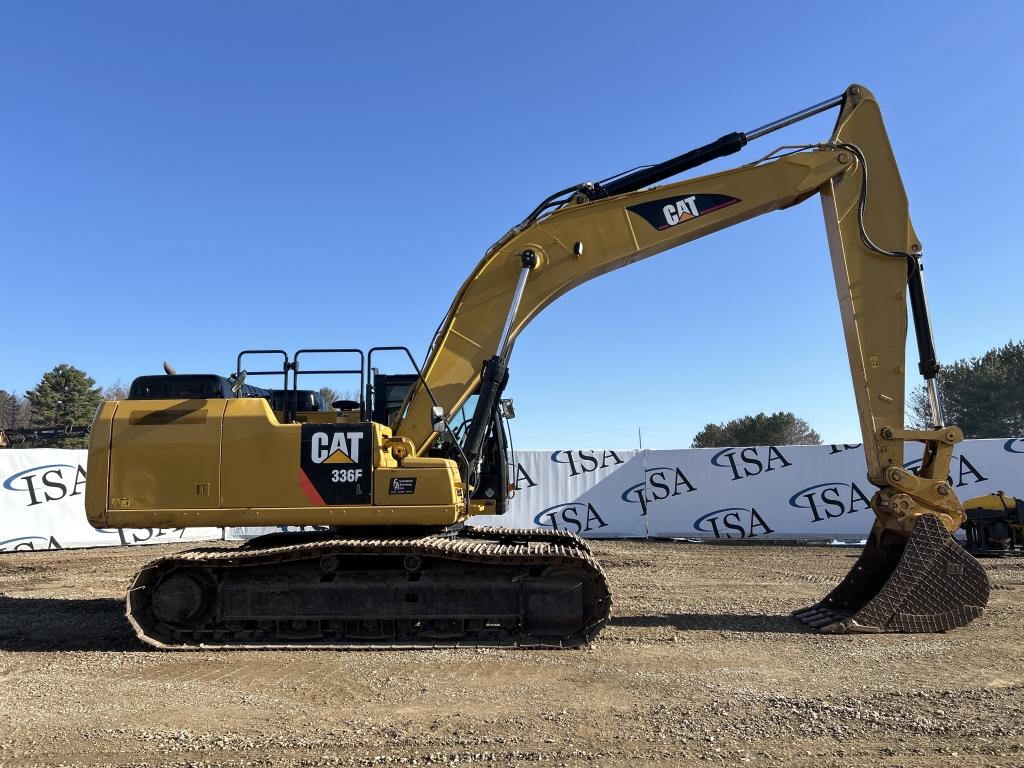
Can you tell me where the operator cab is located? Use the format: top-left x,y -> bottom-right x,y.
126,349 -> 429,430
129,374 -> 238,400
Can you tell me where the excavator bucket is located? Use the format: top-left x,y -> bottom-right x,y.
793,514 -> 990,633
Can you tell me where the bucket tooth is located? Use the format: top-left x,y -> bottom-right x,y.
794,514 -> 990,634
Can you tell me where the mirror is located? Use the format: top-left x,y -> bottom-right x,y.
229,369 -> 247,396
431,405 -> 447,433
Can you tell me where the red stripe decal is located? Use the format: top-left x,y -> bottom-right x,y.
298,468 -> 326,506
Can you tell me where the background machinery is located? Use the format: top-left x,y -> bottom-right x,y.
962,492 -> 1024,555
0,424 -> 91,448
86,84 -> 990,648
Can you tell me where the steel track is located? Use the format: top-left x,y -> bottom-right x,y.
127,526 -> 611,650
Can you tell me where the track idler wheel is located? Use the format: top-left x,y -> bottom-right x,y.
147,567 -> 216,629
793,514 -> 990,633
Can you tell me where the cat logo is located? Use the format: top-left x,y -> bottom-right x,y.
310,431 -> 363,464
300,424 -> 372,505
626,193 -> 740,231
662,195 -> 700,226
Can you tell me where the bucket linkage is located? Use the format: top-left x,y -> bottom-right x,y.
794,514 -> 990,633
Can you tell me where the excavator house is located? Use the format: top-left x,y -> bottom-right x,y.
86,84 -> 990,649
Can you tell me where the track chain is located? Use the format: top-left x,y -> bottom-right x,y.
459,525 -> 593,553
127,527 -> 611,651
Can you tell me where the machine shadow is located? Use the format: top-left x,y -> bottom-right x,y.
611,612 -> 810,634
0,598 -> 811,649
0,595 -> 143,651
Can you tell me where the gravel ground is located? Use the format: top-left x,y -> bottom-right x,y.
0,539 -> 1021,767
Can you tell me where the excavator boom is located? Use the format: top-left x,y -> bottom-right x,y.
395,83 -> 989,633
396,149 -> 845,452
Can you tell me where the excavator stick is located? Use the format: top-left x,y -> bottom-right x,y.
794,514 -> 990,633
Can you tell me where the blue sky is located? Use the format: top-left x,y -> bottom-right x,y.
2,2 -> 1022,448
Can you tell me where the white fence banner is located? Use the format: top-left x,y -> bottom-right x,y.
473,439 -> 1024,539
0,449 -> 221,552
471,449 -> 646,535
3,440 -> 1022,549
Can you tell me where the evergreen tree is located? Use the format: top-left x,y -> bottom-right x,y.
910,341 -> 1024,437
0,390 -> 32,430
692,411 -> 822,448
0,390 -> 20,429
24,365 -> 103,447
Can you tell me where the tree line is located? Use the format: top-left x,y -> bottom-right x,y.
3,341 -> 1022,450
691,340 -> 1023,447
0,365 -> 120,448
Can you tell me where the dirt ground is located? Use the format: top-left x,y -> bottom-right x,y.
0,540 -> 1021,768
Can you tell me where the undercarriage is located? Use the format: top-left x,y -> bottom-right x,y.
127,527 -> 612,650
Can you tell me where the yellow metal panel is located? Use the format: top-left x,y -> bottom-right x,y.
100,504 -> 465,528
220,398 -> 308,509
108,399 -> 227,511
964,493 -> 1020,513
374,460 -> 462,507
820,85 -> 913,483
84,400 -> 117,526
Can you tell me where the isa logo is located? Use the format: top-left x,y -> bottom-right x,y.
620,465 -> 698,515
789,481 -> 872,522
710,446 -> 792,481
0,535 -> 63,552
2,463 -> 87,507
533,501 -> 608,534
693,507 -> 774,539
550,450 -> 625,477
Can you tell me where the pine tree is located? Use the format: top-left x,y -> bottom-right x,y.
24,365 -> 103,447
692,411 -> 822,448
909,341 -> 1024,437
0,390 -> 32,430
0,390 -> 20,429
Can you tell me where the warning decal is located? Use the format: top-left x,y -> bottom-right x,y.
388,477 -> 417,495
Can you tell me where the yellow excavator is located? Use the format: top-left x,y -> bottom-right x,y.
86,84 -> 990,648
